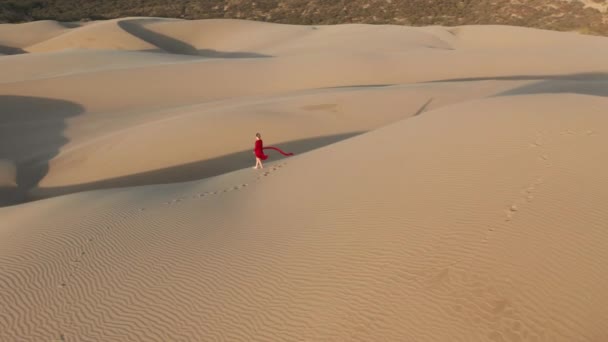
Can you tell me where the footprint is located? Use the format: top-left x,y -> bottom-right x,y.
52,334 -> 66,342
505,204 -> 518,222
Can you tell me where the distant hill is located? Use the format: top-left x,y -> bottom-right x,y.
1,0 -> 607,35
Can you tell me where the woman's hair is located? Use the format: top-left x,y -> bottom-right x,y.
256,133 -> 261,138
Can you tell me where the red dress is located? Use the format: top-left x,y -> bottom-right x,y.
254,139 -> 268,160
254,139 -> 294,160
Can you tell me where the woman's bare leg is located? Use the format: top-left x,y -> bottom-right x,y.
254,157 -> 263,169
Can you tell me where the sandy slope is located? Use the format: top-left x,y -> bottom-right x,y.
1,18 -> 608,341
0,20 -> 73,50
0,49 -> 201,84
1,18 -> 607,202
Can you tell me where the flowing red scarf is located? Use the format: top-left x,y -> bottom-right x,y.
255,139 -> 293,160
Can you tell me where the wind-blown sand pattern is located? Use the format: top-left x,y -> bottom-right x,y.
1,18 -> 608,341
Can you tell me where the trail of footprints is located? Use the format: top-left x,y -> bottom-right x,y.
503,128 -> 596,224
503,131 -> 551,224
161,162 -> 286,206
56,237 -> 97,339
55,163 -> 288,340
485,129 -> 596,238
58,238 -> 94,289
57,162 -> 287,291
504,176 -> 544,223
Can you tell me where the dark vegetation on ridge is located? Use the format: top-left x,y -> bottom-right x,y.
1,0 -> 608,35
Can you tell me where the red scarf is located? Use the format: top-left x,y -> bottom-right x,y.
255,139 -> 293,160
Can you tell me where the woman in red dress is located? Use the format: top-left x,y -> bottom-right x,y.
253,132 -> 293,169
253,132 -> 268,169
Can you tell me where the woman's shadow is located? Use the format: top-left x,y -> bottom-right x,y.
0,95 -> 84,207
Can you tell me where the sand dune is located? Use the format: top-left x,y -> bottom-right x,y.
0,49 -> 201,84
0,20 -> 73,49
25,19 -> 159,53
443,24 -> 608,49
1,18 -> 608,341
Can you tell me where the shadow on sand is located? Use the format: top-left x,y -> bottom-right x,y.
428,72 -> 608,83
0,96 -> 85,207
26,132 -> 364,203
117,20 -> 272,58
0,45 -> 26,55
493,74 -> 608,98
6,72 -> 607,206
428,72 -> 608,98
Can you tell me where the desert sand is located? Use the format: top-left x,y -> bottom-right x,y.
1,18 -> 608,341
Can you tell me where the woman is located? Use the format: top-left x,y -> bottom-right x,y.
253,133 -> 294,169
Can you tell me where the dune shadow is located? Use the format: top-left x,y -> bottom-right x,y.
494,77 -> 608,98
427,72 -> 608,84
29,132 -> 363,201
0,45 -> 26,55
0,96 -> 84,207
117,20 -> 271,58
426,72 -> 608,98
